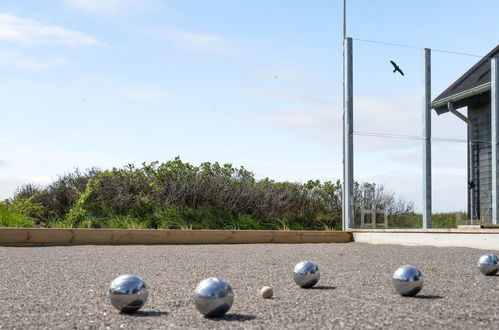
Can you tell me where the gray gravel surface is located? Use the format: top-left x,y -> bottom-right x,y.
1,242 -> 499,329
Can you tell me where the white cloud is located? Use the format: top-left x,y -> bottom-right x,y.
0,178 -> 21,200
0,52 -> 70,70
124,85 -> 169,103
85,74 -> 111,84
249,159 -> 338,171
266,105 -> 340,144
159,28 -> 236,54
257,91 -> 469,211
355,94 -> 421,135
263,93 -> 467,149
24,176 -> 54,186
251,65 -> 337,88
250,88 -> 333,107
64,0 -> 153,15
19,56 -> 70,70
0,13 -> 99,47
0,175 -> 53,200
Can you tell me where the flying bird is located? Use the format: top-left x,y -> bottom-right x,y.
390,60 -> 404,76
274,75 -> 279,79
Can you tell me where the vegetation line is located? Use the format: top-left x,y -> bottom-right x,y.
0,157 -> 460,229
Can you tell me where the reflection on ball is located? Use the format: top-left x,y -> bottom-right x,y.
477,253 -> 499,276
108,274 -> 148,313
391,265 -> 424,296
293,261 -> 320,288
193,277 -> 234,317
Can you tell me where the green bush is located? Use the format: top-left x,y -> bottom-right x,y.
432,212 -> 465,228
4,157 -> 417,230
104,216 -> 151,229
0,203 -> 36,228
10,196 -> 45,223
154,206 -> 183,229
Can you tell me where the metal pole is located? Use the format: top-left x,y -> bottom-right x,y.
341,0 -> 345,230
371,203 -> 376,228
468,125 -> 476,221
448,101 -> 475,222
491,57 -> 499,224
343,37 -> 354,230
422,48 -> 432,228
343,0 -> 346,40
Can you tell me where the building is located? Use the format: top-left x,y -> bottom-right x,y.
432,45 -> 499,223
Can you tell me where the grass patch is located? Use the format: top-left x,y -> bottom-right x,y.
0,204 -> 36,227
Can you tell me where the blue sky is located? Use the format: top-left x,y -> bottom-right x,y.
1,0 -> 499,212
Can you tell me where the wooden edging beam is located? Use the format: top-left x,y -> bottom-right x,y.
0,228 -> 353,246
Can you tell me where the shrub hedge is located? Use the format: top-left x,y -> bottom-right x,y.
1,157 -> 436,229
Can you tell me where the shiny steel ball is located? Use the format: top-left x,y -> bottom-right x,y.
391,265 -> 424,296
108,274 -> 148,313
293,261 -> 320,288
477,253 -> 499,276
193,277 -> 234,317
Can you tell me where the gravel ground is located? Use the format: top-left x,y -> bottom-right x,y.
1,242 -> 499,329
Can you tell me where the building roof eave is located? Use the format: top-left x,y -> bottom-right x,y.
432,82 -> 491,114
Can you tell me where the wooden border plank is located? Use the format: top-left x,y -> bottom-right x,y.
0,228 -> 353,245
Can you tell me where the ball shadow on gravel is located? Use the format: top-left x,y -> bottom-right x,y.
309,285 -> 337,291
121,311 -> 168,317
412,295 -> 444,300
208,314 -> 256,322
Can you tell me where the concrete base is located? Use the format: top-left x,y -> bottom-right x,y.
457,225 -> 482,230
353,229 -> 499,251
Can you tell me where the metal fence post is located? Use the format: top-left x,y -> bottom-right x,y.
491,57 -> 499,224
422,48 -> 432,228
343,37 -> 354,230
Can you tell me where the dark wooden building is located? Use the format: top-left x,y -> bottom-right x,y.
432,45 -> 499,222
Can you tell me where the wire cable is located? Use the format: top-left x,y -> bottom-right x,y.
352,38 -> 421,51
353,131 -> 491,144
347,37 -> 491,144
351,37 -> 485,58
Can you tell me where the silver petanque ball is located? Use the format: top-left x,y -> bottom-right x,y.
108,274 -> 149,313
391,265 -> 424,296
193,277 -> 234,317
293,260 -> 320,288
477,253 -> 499,276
